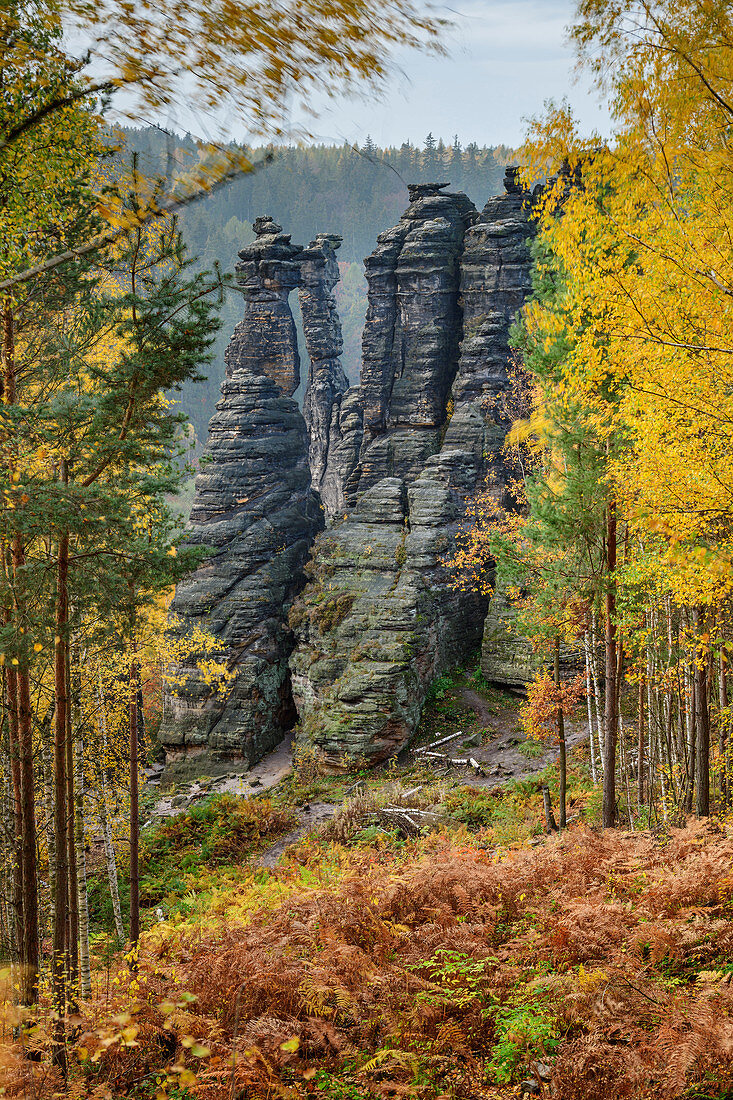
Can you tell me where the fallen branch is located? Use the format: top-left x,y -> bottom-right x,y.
420,751 -> 470,764
414,730 -> 465,753
380,807 -> 440,818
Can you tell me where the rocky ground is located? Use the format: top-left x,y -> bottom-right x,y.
146,670 -> 590,863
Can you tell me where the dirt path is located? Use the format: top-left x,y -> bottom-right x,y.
458,687 -> 496,728
145,690 -> 589,867
454,685 -> 588,786
254,802 -> 335,868
151,736 -> 294,818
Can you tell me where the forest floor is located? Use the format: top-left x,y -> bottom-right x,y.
8,665 -> 733,1100
148,667 -> 589,845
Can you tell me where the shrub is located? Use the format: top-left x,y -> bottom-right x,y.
425,673 -> 453,702
313,591 -> 356,633
488,1004 -> 560,1082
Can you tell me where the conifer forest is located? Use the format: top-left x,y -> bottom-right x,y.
3,2 -> 733,1099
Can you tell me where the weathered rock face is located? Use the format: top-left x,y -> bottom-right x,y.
299,234 -> 350,515
290,453 -> 487,766
444,166 -> 536,491
481,586 -> 586,693
351,183 -> 477,499
290,178 -> 539,766
480,588 -> 540,691
319,387 -> 364,516
163,171 -> 539,772
159,370 -> 323,768
224,217 -> 303,396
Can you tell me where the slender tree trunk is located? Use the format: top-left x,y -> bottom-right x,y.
74,726 -> 91,997
16,665 -> 39,1003
2,309 -> 22,986
590,615 -> 605,770
97,680 -> 124,943
637,676 -> 645,807
52,476 -> 70,1076
542,786 -> 558,833
683,632 -> 696,813
2,304 -> 13,405
584,631 -> 598,785
0,742 -> 16,962
720,649 -> 729,806
693,607 -> 710,816
129,658 -> 140,953
10,530 -> 40,1003
65,639 -> 79,1007
554,637 -> 567,828
40,717 -> 56,946
5,666 -> 23,981
603,501 -> 618,827
619,712 -> 634,829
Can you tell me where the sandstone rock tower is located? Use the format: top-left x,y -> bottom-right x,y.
161,169 -> 537,770
159,219 -> 325,768
291,171 -> 536,767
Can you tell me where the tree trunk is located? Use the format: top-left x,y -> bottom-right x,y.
52,515 -> 70,1076
129,658 -> 140,953
584,631 -> 598,785
51,523 -> 68,1073
5,666 -> 23,983
602,501 -> 618,827
589,616 -> 605,769
693,606 -> 710,816
720,649 -> 728,806
542,786 -> 558,833
65,638 -> 79,1008
637,675 -> 645,807
74,725 -> 91,998
0,744 -> 17,963
97,680 -> 124,943
8,517 -> 39,1000
554,637 -> 567,828
16,665 -> 39,1003
39,716 -> 56,947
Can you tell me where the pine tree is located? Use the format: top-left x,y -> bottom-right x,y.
422,132 -> 440,178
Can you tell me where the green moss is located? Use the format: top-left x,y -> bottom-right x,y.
313,591 -> 356,632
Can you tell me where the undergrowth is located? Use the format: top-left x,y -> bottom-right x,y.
8,819 -> 733,1099
88,795 -> 298,932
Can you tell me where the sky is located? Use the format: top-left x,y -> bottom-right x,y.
114,0 -> 612,151
222,0 -> 612,150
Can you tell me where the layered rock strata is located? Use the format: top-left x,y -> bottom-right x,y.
224,216 -> 303,396
299,234 -> 350,515
444,166 -> 536,492
159,216 -> 331,769
290,174 -> 537,765
481,587 -> 586,692
159,370 -> 323,768
350,183 -> 477,499
290,453 -> 487,766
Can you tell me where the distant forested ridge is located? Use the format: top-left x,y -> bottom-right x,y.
119,128 -> 514,443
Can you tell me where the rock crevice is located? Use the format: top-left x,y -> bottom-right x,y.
299,233 -> 351,516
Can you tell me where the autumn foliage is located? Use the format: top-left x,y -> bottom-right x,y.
5,820 -> 733,1098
